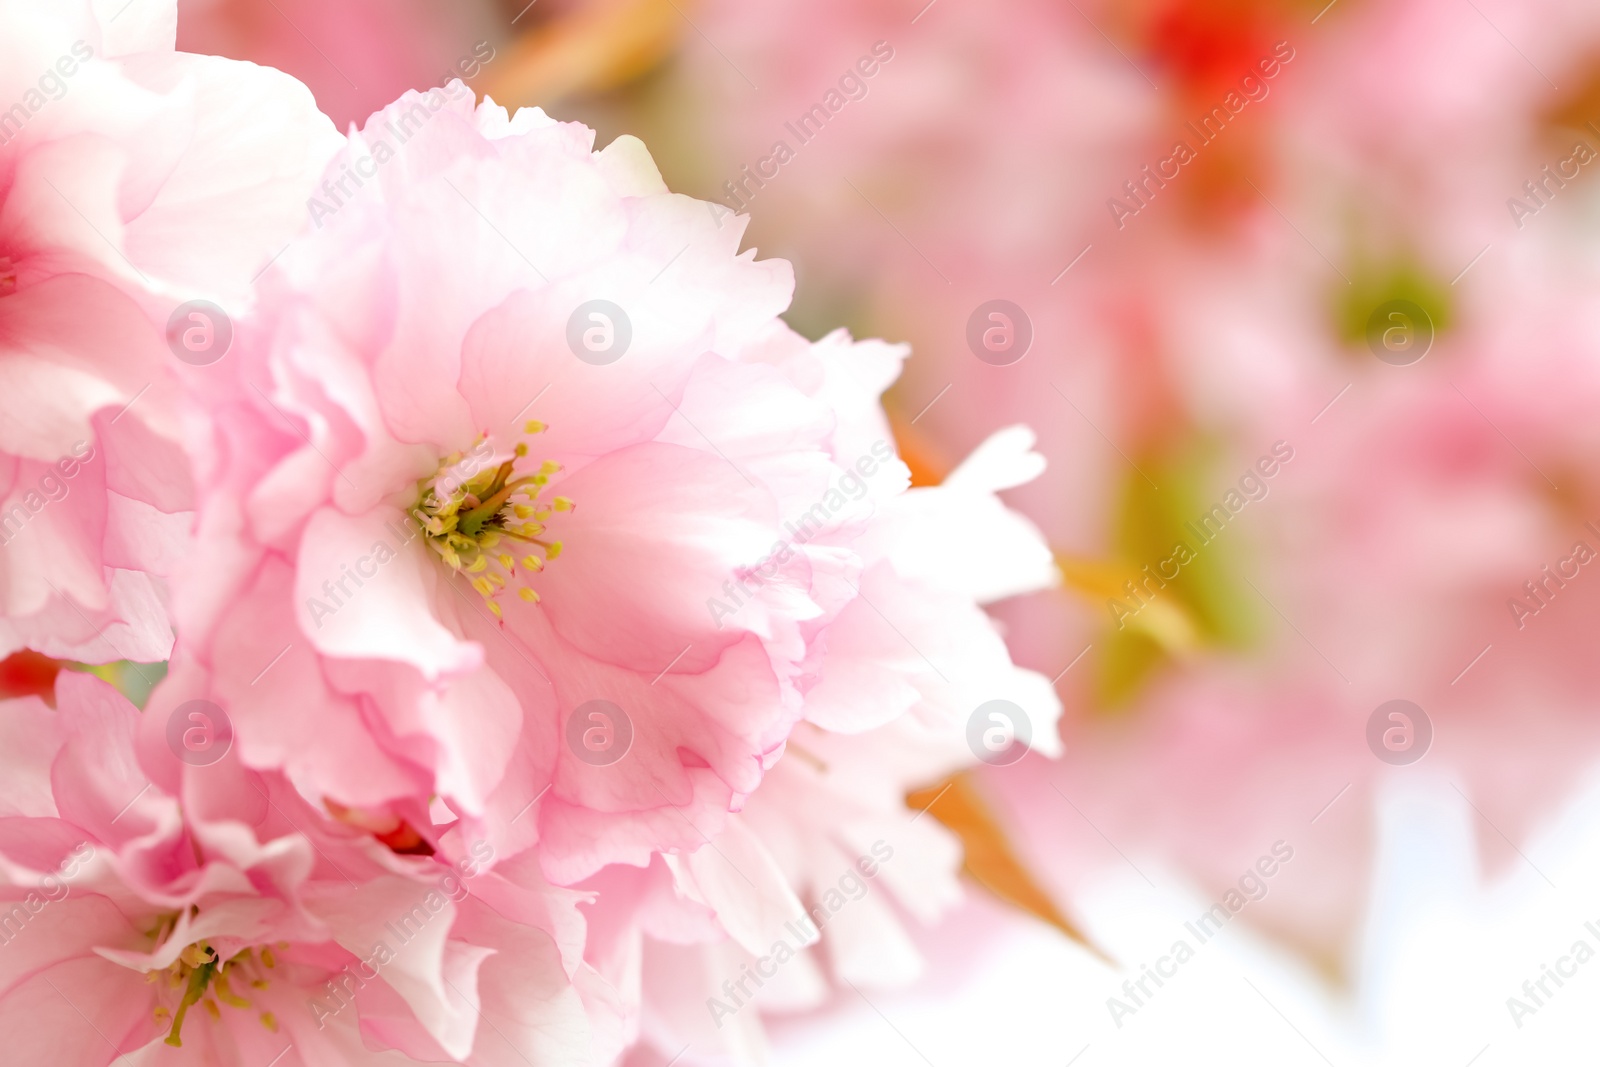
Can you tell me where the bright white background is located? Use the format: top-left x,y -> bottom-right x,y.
763,770 -> 1600,1066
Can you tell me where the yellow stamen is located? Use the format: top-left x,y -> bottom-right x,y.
213,972 -> 251,1009
415,423 -> 570,612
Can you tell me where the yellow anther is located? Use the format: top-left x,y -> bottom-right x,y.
213,972 -> 251,1009
260,1012 -> 278,1032
419,428 -> 568,609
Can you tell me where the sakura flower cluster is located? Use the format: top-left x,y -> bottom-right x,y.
0,1 -> 1059,1064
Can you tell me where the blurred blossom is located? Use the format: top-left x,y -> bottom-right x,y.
629,0 -> 1600,967
756,770 -> 1600,1064
176,0 -> 505,129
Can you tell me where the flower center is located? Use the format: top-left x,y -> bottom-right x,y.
415,420 -> 571,618
0,257 -> 16,295
148,926 -> 281,1047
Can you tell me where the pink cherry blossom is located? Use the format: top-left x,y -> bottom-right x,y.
581,428 -> 1063,1062
0,669 -> 620,1065
173,87 -> 1058,904
0,0 -> 338,665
